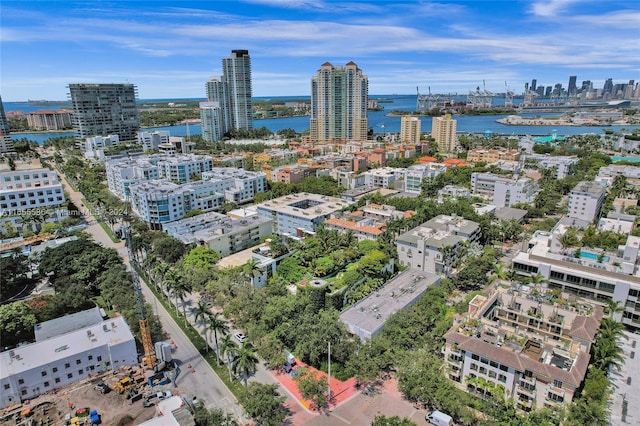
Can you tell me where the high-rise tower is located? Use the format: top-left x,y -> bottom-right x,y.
68,83 -> 139,141
431,114 -> 457,153
0,95 -> 15,154
222,50 -> 253,131
310,61 -> 368,142
568,76 -> 577,96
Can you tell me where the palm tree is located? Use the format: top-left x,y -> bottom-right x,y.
243,258 -> 262,286
606,299 -> 624,319
151,262 -> 170,294
191,300 -> 213,352
232,343 -> 259,387
208,312 -> 229,363
490,263 -> 508,282
220,334 -> 239,381
170,277 -> 192,325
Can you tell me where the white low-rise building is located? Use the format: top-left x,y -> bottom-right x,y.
396,215 -> 481,274
0,168 -> 66,214
0,312 -> 137,408
404,163 -> 447,194
256,192 -> 352,239
362,167 -> 404,189
129,180 -> 225,229
567,181 -> 606,222
202,168 -> 267,204
162,212 -> 272,257
138,130 -> 170,151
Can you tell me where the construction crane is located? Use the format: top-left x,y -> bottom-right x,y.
125,225 -> 157,370
504,81 -> 515,108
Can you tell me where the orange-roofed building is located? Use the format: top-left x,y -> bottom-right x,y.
443,158 -> 468,167
418,156 -> 437,164
324,218 -> 385,241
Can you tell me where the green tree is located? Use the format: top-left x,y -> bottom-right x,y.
232,343 -> 260,387
371,415 -> 417,426
191,300 -> 213,353
0,301 -> 37,347
294,367 -> 328,410
208,312 -> 229,363
239,383 -> 287,426
220,334 -> 239,381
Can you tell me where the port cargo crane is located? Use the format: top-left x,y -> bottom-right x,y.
125,226 -> 157,370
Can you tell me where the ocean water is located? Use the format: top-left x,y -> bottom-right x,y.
6,95 -> 639,144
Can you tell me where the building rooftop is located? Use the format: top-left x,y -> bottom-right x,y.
257,192 -> 351,219
163,212 -> 272,244
571,181 -> 606,197
1,316 -> 134,378
397,215 -> 480,246
444,286 -> 603,388
34,306 -> 103,342
341,269 -> 440,339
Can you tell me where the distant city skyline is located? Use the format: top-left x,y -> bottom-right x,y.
1,1 -> 639,101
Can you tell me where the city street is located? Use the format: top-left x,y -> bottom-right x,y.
55,171 -> 245,420
55,168 -> 430,425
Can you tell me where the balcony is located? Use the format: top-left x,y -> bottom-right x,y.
517,398 -> 533,409
517,384 -> 535,397
520,376 -> 536,387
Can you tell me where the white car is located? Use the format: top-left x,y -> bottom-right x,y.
233,332 -> 247,343
157,390 -> 172,400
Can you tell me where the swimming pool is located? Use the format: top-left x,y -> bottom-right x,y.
579,250 -> 609,262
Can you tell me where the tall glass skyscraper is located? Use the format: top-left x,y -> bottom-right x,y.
222,50 -> 253,131
68,83 -> 140,141
310,61 -> 368,142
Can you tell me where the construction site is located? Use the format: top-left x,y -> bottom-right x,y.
0,358 -> 183,426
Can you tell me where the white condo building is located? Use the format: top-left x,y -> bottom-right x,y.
201,168 -> 267,204
512,224 -> 640,330
129,180 -> 225,229
0,310 -> 137,408
0,169 -> 66,213
105,154 -> 214,200
471,172 -> 538,207
396,215 -> 481,274
567,181 -> 607,222
256,192 -> 352,239
404,163 -> 448,194
138,130 -> 170,151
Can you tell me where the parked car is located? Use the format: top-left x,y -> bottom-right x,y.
233,332 -> 247,343
157,390 -> 173,400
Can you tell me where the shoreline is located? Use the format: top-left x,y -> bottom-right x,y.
494,117 -> 640,127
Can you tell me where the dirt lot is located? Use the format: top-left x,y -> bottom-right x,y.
0,368 -> 181,426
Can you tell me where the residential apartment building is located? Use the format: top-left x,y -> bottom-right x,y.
0,310 -> 137,408
396,215 -> 481,274
400,116 -> 421,145
567,181 -> 607,222
84,134 -> 120,159
443,288 -> 602,411
493,177 -> 539,208
522,154 -> 578,179
252,149 -> 298,171
0,169 -> 66,212
163,212 -> 272,257
205,76 -> 230,131
596,164 -> 640,187
68,83 -> 140,141
256,192 -> 352,239
431,114 -> 457,153
438,185 -> 471,199
26,109 -> 73,131
201,168 -> 267,204
362,167 -> 403,189
106,154 -> 214,200
512,226 -> 640,329
223,49 -> 253,131
274,166 -> 317,185
310,61 -> 368,142
128,180 -> 224,229
137,130 -> 170,151
0,95 -> 14,154
467,148 -> 521,163
471,172 -> 514,199
324,217 -> 385,241
404,163 -> 448,194
200,101 -> 225,142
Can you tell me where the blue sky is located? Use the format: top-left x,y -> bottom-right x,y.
1,0 -> 639,101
